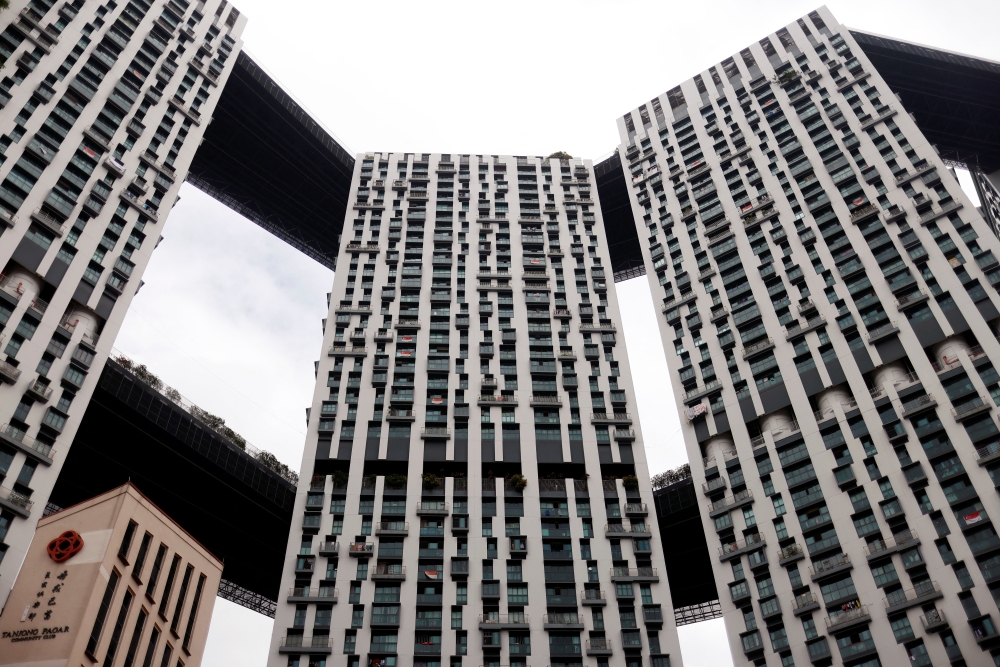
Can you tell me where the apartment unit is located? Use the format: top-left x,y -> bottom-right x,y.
0,483 -> 222,667
269,153 -> 682,667
0,0 -> 245,606
617,6 -> 1000,666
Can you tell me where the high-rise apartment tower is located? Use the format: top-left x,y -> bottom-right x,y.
269,153 -> 683,667
618,6 -> 1000,667
0,0 -> 245,606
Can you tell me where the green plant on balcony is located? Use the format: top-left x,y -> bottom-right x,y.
385,473 -> 408,489
774,69 -> 800,84
622,475 -> 640,491
331,470 -> 349,488
508,473 -> 528,492
422,473 -> 441,490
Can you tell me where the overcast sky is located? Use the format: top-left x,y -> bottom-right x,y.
112,1 -> 1000,665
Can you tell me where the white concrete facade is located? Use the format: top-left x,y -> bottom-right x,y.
617,6 -> 1000,667
269,153 -> 683,667
0,0 -> 245,607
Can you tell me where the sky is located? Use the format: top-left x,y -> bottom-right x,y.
111,1 -> 1000,665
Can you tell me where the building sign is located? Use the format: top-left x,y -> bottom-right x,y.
2,626 -> 71,643
46,531 -> 84,563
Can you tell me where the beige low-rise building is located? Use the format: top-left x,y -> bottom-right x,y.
0,483 -> 222,667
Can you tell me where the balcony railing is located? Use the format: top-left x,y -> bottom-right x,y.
718,532 -> 764,558
543,613 -> 582,626
479,613 -> 529,626
865,529 -> 918,558
0,485 -> 33,515
709,489 -> 753,514
370,564 -> 406,579
810,552 -> 851,577
777,543 -> 803,562
279,636 -> 332,650
0,423 -> 53,459
288,587 -> 338,600
884,581 -> 941,611
825,605 -> 869,630
347,542 -> 373,555
792,591 -> 819,612
610,567 -> 658,579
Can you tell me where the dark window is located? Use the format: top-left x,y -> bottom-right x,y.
86,569 -> 120,657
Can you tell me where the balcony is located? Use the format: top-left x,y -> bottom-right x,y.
682,379 -> 722,402
884,581 -> 943,614
866,529 -> 919,561
810,553 -> 852,581
543,613 -> 584,630
718,533 -> 765,562
370,564 -> 406,580
416,502 -> 449,515
581,589 -> 607,606
895,290 -> 929,310
900,393 -> 937,418
742,338 -> 775,358
604,524 -> 651,538
625,503 -> 648,516
708,490 -> 754,519
385,408 -> 416,422
529,395 -> 562,407
792,591 -> 820,616
478,394 -> 517,407
0,423 -> 54,464
977,442 -> 1000,467
613,429 -> 636,441
0,485 -> 33,518
328,345 -> 368,357
586,638 -> 613,656
921,609 -> 948,633
0,360 -> 22,385
591,412 -> 632,425
610,567 -> 659,582
777,543 -> 804,565
118,189 -> 159,221
29,207 -> 67,237
420,427 -> 451,440
414,643 -> 441,656
785,316 -> 826,340
866,321 -> 899,343
347,542 -> 374,557
478,614 -> 529,630
919,200 -> 963,225
287,587 -> 338,603
825,605 -> 870,633
278,636 -> 332,655
954,396 -> 992,422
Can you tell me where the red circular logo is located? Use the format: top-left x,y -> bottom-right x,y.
47,531 -> 84,563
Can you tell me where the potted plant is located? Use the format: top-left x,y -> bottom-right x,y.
422,473 -> 441,491
508,473 -> 528,492
331,470 -> 349,489
622,475 -> 640,492
385,474 -> 408,489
